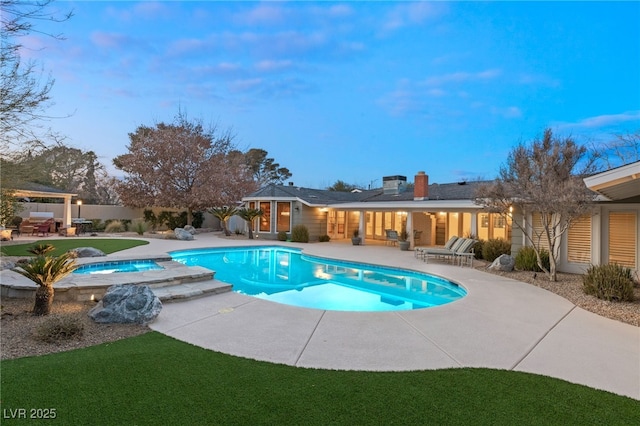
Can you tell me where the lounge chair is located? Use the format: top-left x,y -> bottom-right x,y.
415,236 -> 459,259
421,238 -> 476,266
385,229 -> 398,246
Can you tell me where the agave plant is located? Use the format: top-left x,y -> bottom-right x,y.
27,243 -> 55,256
208,206 -> 238,236
16,252 -> 77,316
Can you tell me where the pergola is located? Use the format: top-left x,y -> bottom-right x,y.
8,182 -> 78,227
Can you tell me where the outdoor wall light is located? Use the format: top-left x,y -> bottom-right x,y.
77,200 -> 82,218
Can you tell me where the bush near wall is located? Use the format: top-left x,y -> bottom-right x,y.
482,238 -> 511,262
583,263 -> 635,302
291,225 -> 309,243
515,246 -> 550,272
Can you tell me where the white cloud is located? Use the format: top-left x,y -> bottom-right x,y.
558,111 -> 640,129
381,2 -> 448,33
255,60 -> 294,72
424,69 -> 502,86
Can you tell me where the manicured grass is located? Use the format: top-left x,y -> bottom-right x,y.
0,238 -> 148,257
1,333 -> 637,425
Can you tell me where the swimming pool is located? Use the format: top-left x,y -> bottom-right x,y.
170,246 -> 466,312
73,260 -> 164,275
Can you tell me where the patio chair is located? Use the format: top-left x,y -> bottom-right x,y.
32,219 -> 54,237
421,237 -> 471,264
415,236 -> 459,259
385,229 -> 398,246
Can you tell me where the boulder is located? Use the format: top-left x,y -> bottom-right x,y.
488,254 -> 515,272
70,247 -> 106,258
174,228 -> 194,241
88,284 -> 162,324
1,259 -> 16,270
183,225 -> 197,235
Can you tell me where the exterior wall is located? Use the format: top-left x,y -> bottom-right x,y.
15,202 -> 221,229
511,203 -> 640,274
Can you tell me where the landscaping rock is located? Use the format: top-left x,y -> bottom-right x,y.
70,247 -> 106,258
1,259 -> 16,270
183,225 -> 197,235
88,284 -> 162,325
488,254 -> 515,272
174,228 -> 194,241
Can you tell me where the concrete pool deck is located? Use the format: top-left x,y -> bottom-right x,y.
5,233 -> 639,399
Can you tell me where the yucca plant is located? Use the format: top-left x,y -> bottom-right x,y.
27,243 -> 55,256
16,252 -> 77,316
208,206 -> 238,236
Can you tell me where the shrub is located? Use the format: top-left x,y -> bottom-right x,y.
90,219 -> 105,232
472,239 -> 485,259
34,315 -> 84,343
105,220 -> 125,233
482,238 -> 511,262
583,263 -> 635,302
318,234 -> 331,242
277,231 -> 288,241
10,216 -> 23,227
27,243 -> 55,256
515,246 -> 550,272
132,219 -> 148,236
291,224 -> 309,243
234,228 -> 244,235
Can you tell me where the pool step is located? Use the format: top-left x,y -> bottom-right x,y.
152,280 -> 232,302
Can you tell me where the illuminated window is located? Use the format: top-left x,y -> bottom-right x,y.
276,202 -> 291,232
259,202 -> 271,232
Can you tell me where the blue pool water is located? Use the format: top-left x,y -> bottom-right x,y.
73,260 -> 164,274
170,246 -> 466,312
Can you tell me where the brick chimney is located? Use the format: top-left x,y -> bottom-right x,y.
414,171 -> 429,200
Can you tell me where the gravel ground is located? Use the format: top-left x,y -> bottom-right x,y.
1,258 -> 638,361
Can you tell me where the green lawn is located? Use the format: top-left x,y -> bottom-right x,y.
0,238 -> 148,256
1,332 -> 638,425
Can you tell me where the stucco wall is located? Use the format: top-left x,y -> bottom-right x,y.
15,203 -> 221,229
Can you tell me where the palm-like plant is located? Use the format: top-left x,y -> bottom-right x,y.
208,206 -> 238,236
16,252 -> 77,316
237,208 -> 263,239
27,243 -> 55,256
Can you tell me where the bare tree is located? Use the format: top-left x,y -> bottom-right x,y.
475,129 -> 597,282
592,130 -> 640,169
1,0 -> 73,151
113,113 -> 257,225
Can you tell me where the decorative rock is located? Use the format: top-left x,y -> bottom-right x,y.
183,225 -> 197,235
1,259 -> 16,270
488,254 -> 515,272
174,228 -> 194,240
70,247 -> 106,258
88,284 -> 162,324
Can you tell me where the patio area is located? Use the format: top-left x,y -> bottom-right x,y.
3,232 -> 639,400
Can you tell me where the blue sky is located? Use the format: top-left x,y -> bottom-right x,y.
26,1 -> 640,189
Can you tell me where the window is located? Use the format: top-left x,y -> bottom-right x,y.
568,215 -> 591,263
259,202 -> 271,232
531,213 -> 551,251
276,202 -> 290,232
609,212 -> 637,268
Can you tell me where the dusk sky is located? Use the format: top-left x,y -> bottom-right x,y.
26,1 -> 640,189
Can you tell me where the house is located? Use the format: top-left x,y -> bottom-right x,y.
242,171 -> 511,248
242,163 -> 640,274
